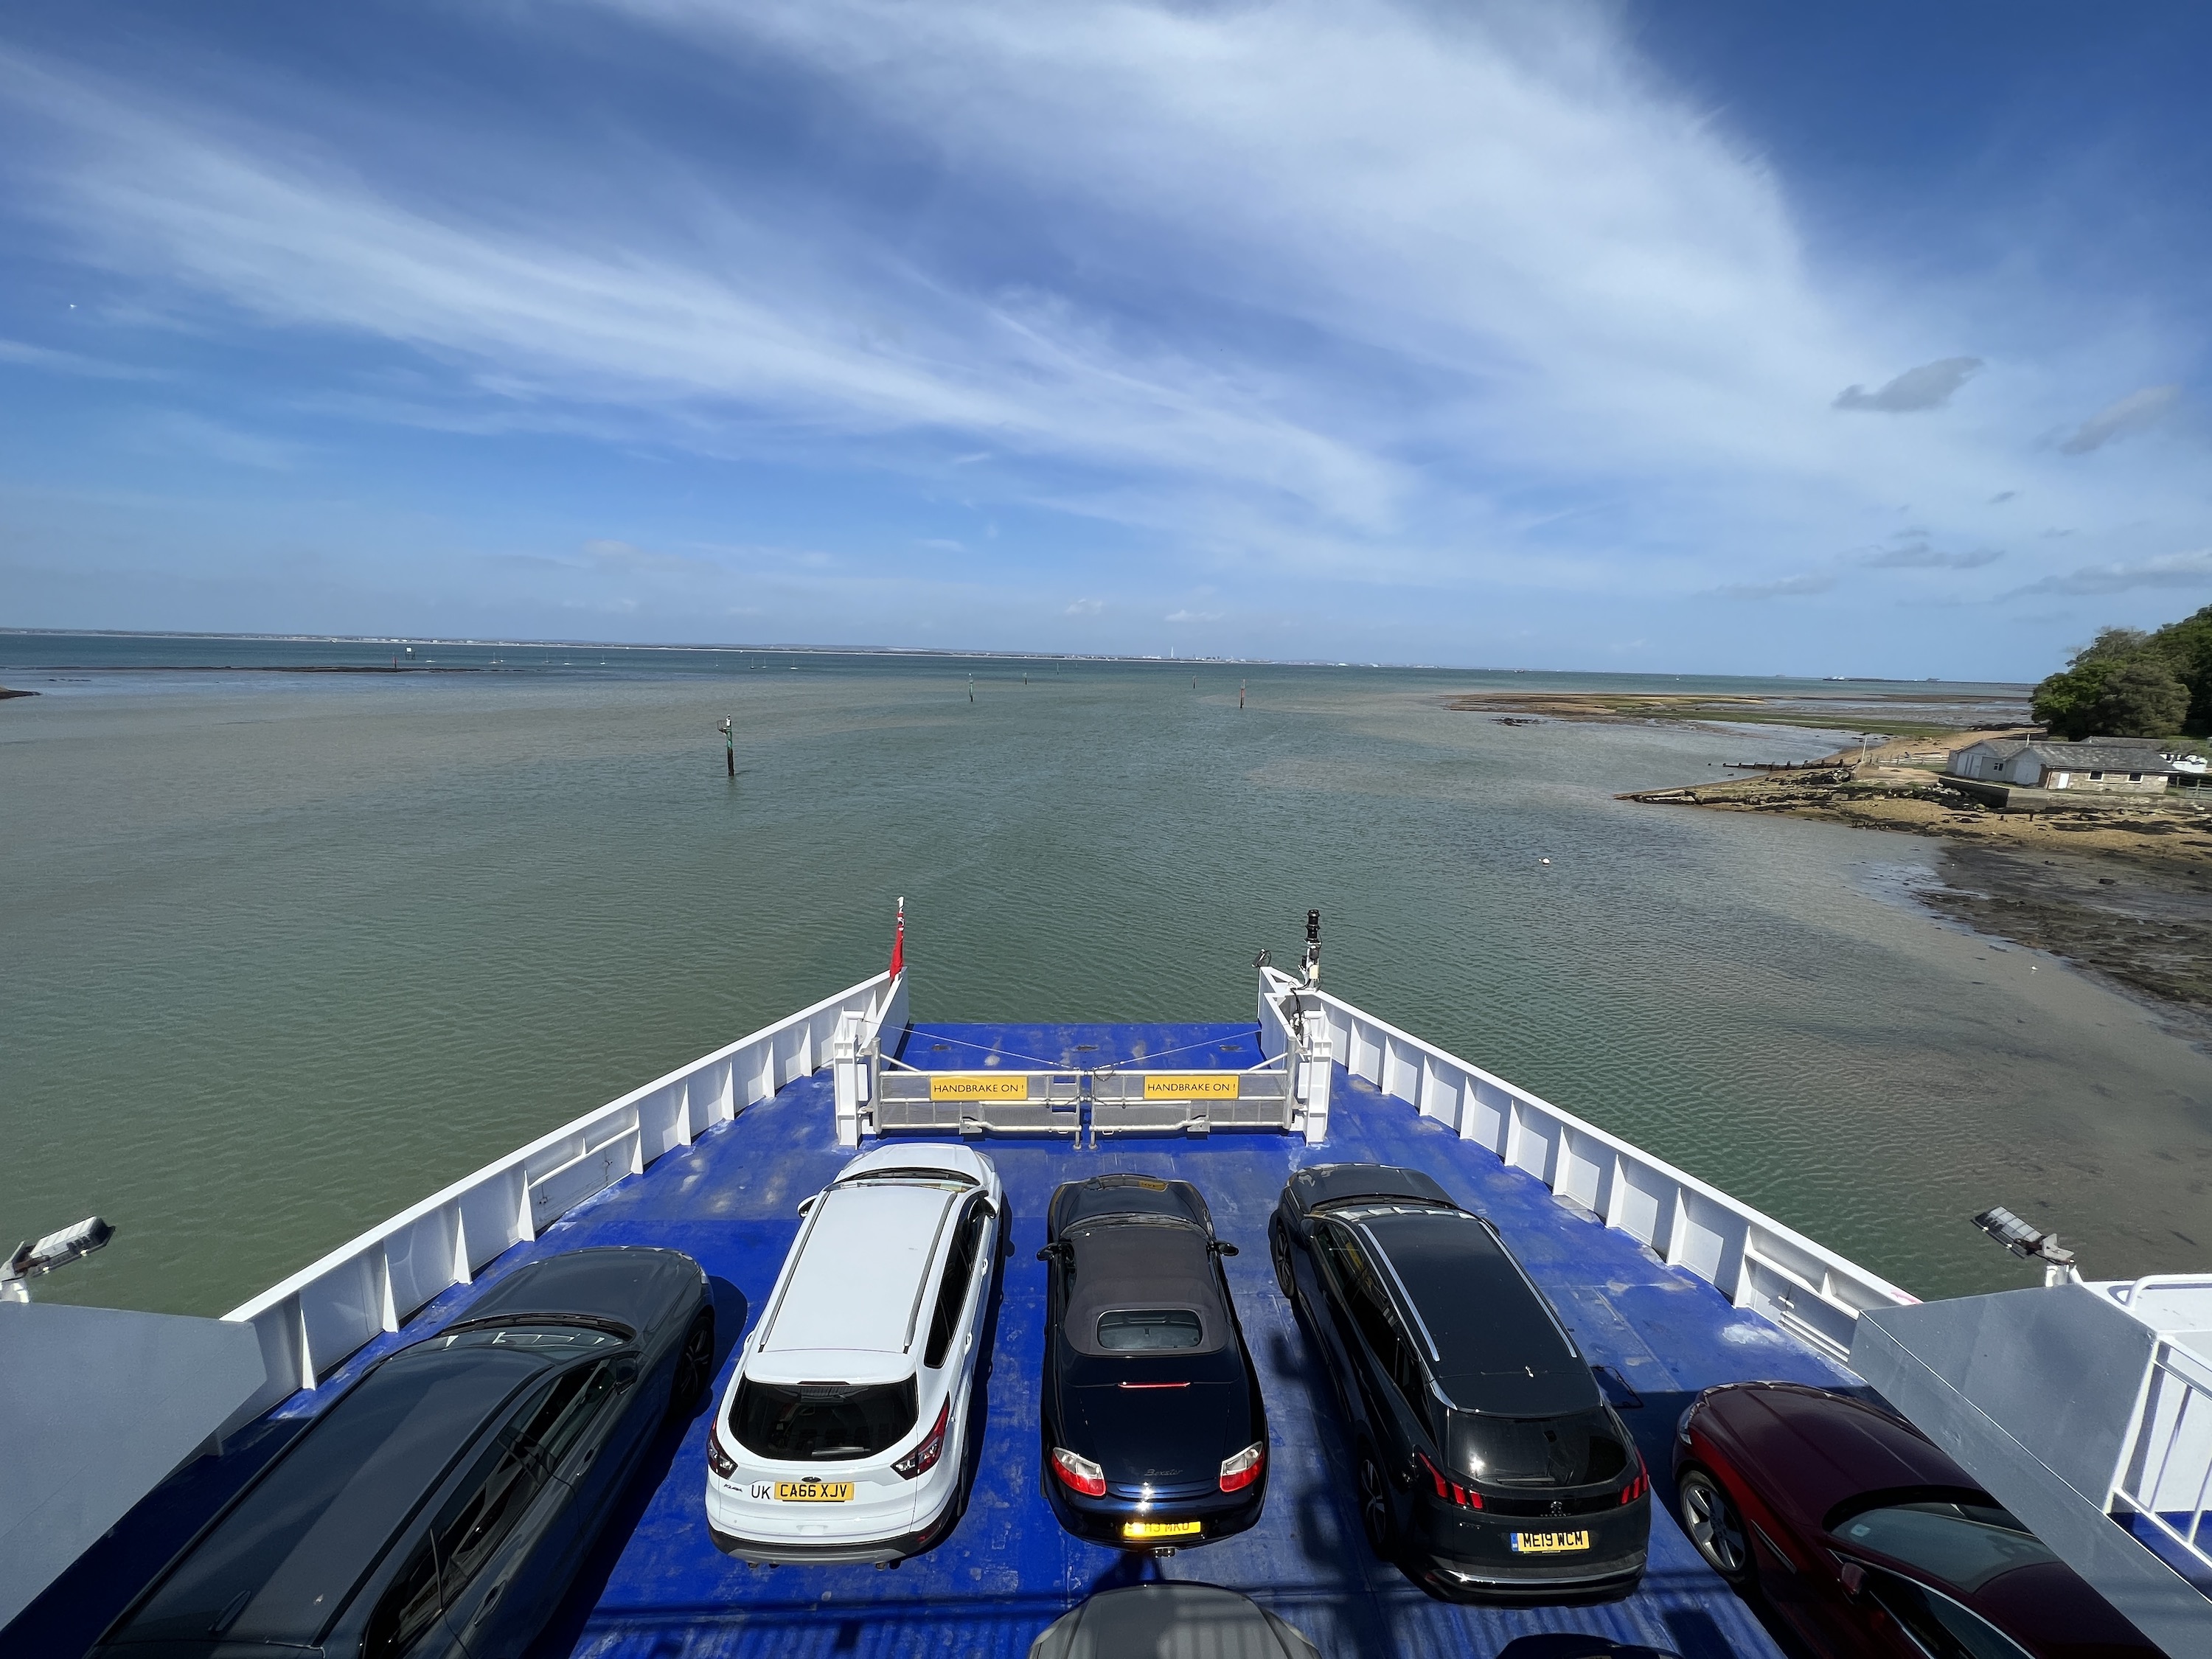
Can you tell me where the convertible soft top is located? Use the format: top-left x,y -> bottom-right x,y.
1062,1217 -> 1229,1358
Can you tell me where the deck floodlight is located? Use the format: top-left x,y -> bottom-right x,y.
1972,1206 -> 2079,1286
1302,910 -> 1322,987
1,1216 -> 115,1301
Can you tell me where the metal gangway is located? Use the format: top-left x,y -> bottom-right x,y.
830,951 -> 1335,1147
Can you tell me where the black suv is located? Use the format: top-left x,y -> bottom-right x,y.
1270,1164 -> 1649,1601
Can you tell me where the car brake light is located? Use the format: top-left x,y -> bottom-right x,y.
1051,1446 -> 1107,1498
1219,1441 -> 1265,1493
1416,1450 -> 1483,1509
1620,1451 -> 1648,1506
706,1427 -> 737,1480
894,1399 -> 950,1481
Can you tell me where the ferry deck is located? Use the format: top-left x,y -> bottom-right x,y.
10,1008 -> 1868,1659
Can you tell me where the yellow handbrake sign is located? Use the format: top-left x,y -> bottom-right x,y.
1142,1074 -> 1240,1100
929,1074 -> 1028,1101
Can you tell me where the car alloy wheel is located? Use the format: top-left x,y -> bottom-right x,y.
1270,1220 -> 1296,1299
1677,1468 -> 1752,1585
671,1311 -> 715,1414
1357,1448 -> 1395,1560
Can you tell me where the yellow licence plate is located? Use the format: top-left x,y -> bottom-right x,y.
1509,1530 -> 1590,1554
775,1481 -> 854,1503
1123,1520 -> 1203,1540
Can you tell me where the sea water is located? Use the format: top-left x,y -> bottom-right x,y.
3,634 -> 2204,1315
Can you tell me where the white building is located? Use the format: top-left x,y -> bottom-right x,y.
1947,737 -> 2180,794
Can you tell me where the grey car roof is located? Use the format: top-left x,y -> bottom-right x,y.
1062,1217 -> 1230,1358
1289,1162 -> 1455,1214
1026,1583 -> 1319,1659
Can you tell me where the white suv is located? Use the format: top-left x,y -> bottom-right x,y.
705,1141 -> 1004,1562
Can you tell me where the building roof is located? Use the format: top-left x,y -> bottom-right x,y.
1950,737 -> 2184,774
2028,742 -> 2183,773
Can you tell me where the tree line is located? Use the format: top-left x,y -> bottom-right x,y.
2031,604 -> 2212,740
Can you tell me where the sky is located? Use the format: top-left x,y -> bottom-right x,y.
1,1 -> 2208,678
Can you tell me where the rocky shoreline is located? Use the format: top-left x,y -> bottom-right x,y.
1619,730 -> 2212,1033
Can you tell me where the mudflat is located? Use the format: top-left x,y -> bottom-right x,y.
1615,726 -> 2212,1030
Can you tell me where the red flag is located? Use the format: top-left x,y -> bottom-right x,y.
888,897 -> 905,978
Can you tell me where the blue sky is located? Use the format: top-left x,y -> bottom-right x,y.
1,1 -> 2206,677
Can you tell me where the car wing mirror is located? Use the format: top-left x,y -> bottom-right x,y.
1212,1241 -> 1239,1256
612,1356 -> 641,1388
1035,1242 -> 1066,1262
1837,1560 -> 1866,1599
796,1195 -> 818,1217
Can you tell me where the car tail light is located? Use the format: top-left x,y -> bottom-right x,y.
895,1399 -> 950,1481
1219,1441 -> 1265,1493
1050,1447 -> 1107,1498
706,1428 -> 737,1481
1416,1450 -> 1484,1510
1620,1458 -> 1649,1506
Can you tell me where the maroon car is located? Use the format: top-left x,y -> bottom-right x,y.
1672,1382 -> 2158,1659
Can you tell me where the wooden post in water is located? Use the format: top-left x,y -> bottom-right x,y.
969,675 -> 975,704
721,717 -> 734,776
1239,681 -> 1246,709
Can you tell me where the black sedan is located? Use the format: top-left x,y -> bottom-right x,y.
1270,1163 -> 1649,1601
1038,1174 -> 1268,1551
91,1246 -> 714,1659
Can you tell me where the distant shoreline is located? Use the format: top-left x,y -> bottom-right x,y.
12,664 -> 501,675
0,627 -> 2036,683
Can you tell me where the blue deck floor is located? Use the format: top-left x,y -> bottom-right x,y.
32,1023 -> 1868,1659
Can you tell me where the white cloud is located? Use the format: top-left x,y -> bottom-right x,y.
1065,597 -> 1103,615
0,4 -> 2202,646
2059,385 -> 2182,454
2006,548 -> 2212,597
1164,608 -> 1223,622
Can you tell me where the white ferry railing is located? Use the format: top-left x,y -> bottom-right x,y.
1304,979 -> 1916,1358
2107,1276 -> 2212,1579
223,970 -> 907,1422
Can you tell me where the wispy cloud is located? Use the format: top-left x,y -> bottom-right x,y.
0,335 -> 157,380
1164,608 -> 1223,623
128,409 -> 302,470
1855,541 -> 2003,570
1715,571 -> 1836,599
0,5 -> 2204,669
2006,548 -> 2212,597
1833,357 -> 1982,413
2059,385 -> 2182,454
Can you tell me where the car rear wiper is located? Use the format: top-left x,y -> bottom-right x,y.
443,1312 -> 635,1340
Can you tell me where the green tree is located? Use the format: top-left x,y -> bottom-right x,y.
2090,658 -> 2191,737
2031,660 -> 2110,739
2149,604 -> 2212,734
2033,609 -> 2207,738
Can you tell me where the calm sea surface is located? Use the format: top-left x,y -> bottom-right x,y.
4,634 -> 2205,1315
